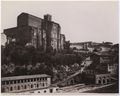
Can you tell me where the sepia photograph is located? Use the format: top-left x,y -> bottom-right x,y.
1,0 -> 119,94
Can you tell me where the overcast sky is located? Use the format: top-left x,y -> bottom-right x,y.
1,1 -> 119,45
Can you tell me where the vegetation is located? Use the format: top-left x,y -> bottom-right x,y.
1,43 -> 83,83
1,42 -> 119,83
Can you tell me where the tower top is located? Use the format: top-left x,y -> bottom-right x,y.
44,14 -> 52,21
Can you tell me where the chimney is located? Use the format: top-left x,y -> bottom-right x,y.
44,14 -> 52,21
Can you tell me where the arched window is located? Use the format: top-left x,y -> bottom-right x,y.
14,86 -> 16,90
50,89 -> 53,93
40,78 -> 41,81
14,80 -> 16,84
10,87 -> 13,91
31,84 -> 33,88
107,79 -> 109,83
24,85 -> 27,89
37,84 -> 39,88
21,80 -> 23,83
103,79 -> 105,84
18,86 -> 20,90
56,89 -> 58,91
43,83 -> 44,87
31,78 -> 33,82
98,80 -> 101,84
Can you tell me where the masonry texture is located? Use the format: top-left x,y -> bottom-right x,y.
4,13 -> 66,53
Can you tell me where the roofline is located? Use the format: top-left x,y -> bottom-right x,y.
19,12 -> 61,27
2,74 -> 51,81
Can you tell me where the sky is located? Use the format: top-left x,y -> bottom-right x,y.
1,1 -> 119,45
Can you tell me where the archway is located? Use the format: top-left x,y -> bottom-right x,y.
10,87 -> 13,91
107,79 -> 109,84
71,80 -> 74,85
31,84 -> 33,89
98,79 -> 101,84
103,79 -> 106,84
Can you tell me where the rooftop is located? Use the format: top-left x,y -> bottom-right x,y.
2,74 -> 51,81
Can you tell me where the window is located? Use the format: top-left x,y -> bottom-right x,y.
43,83 -> 44,87
21,80 -> 23,83
98,80 -> 101,84
44,90 -> 46,93
31,84 -> 33,88
37,84 -> 39,88
6,81 -> 9,85
14,86 -> 16,90
31,78 -> 33,82
24,85 -> 27,89
14,80 -> 16,84
103,79 -> 105,84
10,87 -> 13,91
50,89 -> 53,93
40,78 -> 41,81
107,79 -> 109,83
18,80 -> 20,83
2,81 -> 5,85
37,78 -> 39,81
18,86 -> 20,90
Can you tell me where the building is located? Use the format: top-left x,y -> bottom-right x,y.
4,12 -> 65,52
43,14 -> 61,52
70,42 -> 96,52
70,43 -> 83,50
95,74 -> 111,85
107,64 -> 118,74
4,26 -> 34,47
70,42 -> 113,53
25,86 -> 59,93
82,69 -> 111,85
60,34 -> 65,50
1,74 -> 59,93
